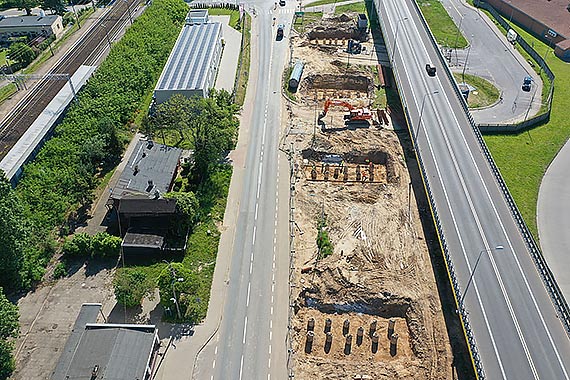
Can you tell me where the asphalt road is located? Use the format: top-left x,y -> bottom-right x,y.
438,0 -> 541,125
194,3 -> 293,380
376,0 -> 570,378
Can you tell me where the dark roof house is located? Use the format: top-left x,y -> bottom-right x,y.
52,304 -> 160,380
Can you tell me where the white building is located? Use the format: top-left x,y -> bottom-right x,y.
154,15 -> 223,103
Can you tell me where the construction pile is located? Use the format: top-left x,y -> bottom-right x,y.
285,11 -> 454,380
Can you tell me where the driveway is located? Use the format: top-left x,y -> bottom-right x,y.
439,0 -> 542,124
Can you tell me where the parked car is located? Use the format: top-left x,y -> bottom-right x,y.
522,76 -> 532,92
425,63 -> 436,76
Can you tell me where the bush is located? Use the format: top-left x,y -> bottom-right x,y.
62,232 -> 121,257
316,216 -> 333,259
157,263 -> 202,322
52,262 -> 67,279
113,269 -> 154,308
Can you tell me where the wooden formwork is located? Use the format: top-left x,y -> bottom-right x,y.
304,163 -> 387,183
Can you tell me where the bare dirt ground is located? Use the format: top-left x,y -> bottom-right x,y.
287,13 -> 454,380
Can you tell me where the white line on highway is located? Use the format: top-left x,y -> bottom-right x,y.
386,3 -> 509,377
271,306 -> 274,315
270,330 -> 273,340
271,283 -> 275,293
271,294 -> 274,303
239,355 -> 244,380
212,359 -> 216,368
269,344 -> 272,354
247,282 -> 251,306
255,203 -> 259,220
272,272 -> 275,281
257,181 -> 261,199
258,162 -> 264,186
397,3 -> 568,375
268,374 -> 271,380
249,260 -> 253,274
252,225 -> 257,245
214,345 -> 218,354
268,357 -> 271,368
243,316 -> 248,344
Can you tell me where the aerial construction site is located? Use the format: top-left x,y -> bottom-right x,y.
284,11 -> 457,379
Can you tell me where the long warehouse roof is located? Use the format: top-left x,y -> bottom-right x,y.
155,22 -> 221,92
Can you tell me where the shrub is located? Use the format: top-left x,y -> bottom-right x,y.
113,269 -> 154,308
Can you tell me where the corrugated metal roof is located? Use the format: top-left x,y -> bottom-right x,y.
0,15 -> 59,28
155,22 -> 221,92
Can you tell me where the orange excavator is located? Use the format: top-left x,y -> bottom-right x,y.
318,99 -> 373,122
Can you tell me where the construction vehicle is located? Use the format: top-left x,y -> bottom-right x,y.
318,99 -> 373,122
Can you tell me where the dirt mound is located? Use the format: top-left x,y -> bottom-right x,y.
306,13 -> 364,40
301,74 -> 374,95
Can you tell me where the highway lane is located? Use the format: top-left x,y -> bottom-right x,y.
195,3 -> 292,379
377,0 -> 570,378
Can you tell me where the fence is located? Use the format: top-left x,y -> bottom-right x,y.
406,0 -> 570,378
473,0 -> 555,134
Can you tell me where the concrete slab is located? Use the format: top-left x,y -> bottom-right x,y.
211,15 -> 241,93
0,64 -> 96,183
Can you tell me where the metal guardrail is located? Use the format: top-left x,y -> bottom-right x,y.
415,0 -> 570,346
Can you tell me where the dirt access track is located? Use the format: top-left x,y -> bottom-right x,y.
286,12 -> 454,379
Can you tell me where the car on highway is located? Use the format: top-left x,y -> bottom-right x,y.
279,0 -> 285,6
425,63 -> 436,76
277,24 -> 284,40
522,76 -> 532,92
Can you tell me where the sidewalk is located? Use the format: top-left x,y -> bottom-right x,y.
153,12 -> 261,380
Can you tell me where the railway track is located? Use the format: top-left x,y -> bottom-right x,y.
0,0 -> 139,159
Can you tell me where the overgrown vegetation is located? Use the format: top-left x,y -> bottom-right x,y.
416,0 -> 468,49
234,13 -> 251,107
113,269 -> 155,308
317,215 -> 333,259
62,232 -> 121,258
0,288 -> 18,380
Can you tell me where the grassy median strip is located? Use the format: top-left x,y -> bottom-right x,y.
234,13 -> 251,107
453,72 -> 500,108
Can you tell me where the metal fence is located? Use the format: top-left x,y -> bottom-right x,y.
473,0 -> 555,134
406,0 -> 570,377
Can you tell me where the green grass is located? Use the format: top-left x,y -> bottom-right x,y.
304,0 -> 338,7
293,12 -> 323,33
416,0 -> 468,49
483,37 -> 570,239
207,8 -> 241,30
453,72 -> 500,109
334,2 -> 365,14
0,82 -> 17,104
235,14 -> 251,107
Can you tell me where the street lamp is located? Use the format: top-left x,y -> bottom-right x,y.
414,90 -> 439,144
461,245 -> 504,304
461,35 -> 474,84
390,17 -> 408,66
42,28 -> 54,57
163,260 -> 184,320
453,15 -> 464,66
124,0 -> 133,24
70,0 -> 81,29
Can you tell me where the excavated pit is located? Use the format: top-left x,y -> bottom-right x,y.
306,13 -> 367,41
301,74 -> 374,95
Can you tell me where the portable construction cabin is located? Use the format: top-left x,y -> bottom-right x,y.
154,21 -> 223,103
288,61 -> 304,89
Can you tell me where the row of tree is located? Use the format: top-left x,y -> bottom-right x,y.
0,0 -> 188,377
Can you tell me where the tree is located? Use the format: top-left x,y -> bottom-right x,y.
0,176 -> 29,289
189,90 -> 239,180
0,288 -> 19,380
8,42 -> 36,68
164,191 -> 199,225
157,263 -> 201,321
146,94 -> 192,143
42,0 -> 66,15
15,0 -> 39,15
113,269 -> 154,308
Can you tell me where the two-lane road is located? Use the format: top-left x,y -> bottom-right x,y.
194,3 -> 293,380
377,0 -> 570,378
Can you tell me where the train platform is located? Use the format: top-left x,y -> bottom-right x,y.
0,65 -> 97,184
